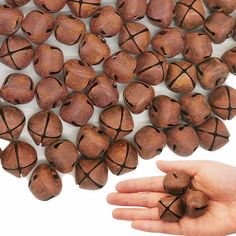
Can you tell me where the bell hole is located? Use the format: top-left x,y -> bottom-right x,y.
115,11 -> 121,16
208,30 -> 216,36
30,80 -> 34,90
87,100 -> 94,109
160,46 -> 167,56
53,141 -> 64,149
92,12 -> 100,18
49,161 -> 55,167
50,46 -> 59,50
53,77 -> 63,86
133,135 -> 141,149
33,10 -> 43,14
173,144 -> 177,151
152,105 -> 158,112
22,27 -> 32,36
88,81 -> 99,92
118,1 -> 125,8
94,57 -> 105,65
49,71 -> 60,75
134,16 -> 144,20
204,113 -> 211,120
159,30 -> 167,35
195,205 -> 208,211
191,93 -> 200,97
99,149 -> 105,155
112,51 -> 121,58
46,28 -> 53,33
78,60 -> 86,66
212,6 -> 221,10
153,126 -> 161,133
97,129 -> 104,135
112,82 -> 117,88
196,66 -> 204,76
71,121 -> 80,126
181,110 -> 189,116
69,15 -> 76,19
41,4 -> 50,11
35,90 -> 40,100
33,174 -> 38,180
53,174 -> 60,179
100,37 -> 106,44
100,30 -> 106,35
81,41 -> 86,47
14,99 -> 20,105
157,148 -> 162,154
185,48 -> 190,54
227,32 -> 232,38
63,101 -> 71,106
52,102 -> 58,108
140,82 -> 150,88
124,97 -> 134,107
34,58 -> 39,65
77,135 -> 85,145
104,102 -> 113,108
2,82 -> 8,87
173,173 -> 177,178
45,195 -> 55,201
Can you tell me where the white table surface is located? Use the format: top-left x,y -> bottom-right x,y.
0,0 -> 236,236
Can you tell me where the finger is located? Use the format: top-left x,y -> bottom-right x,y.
157,160 -> 204,176
107,192 -> 166,208
112,208 -> 160,221
115,176 -> 165,193
132,220 -> 182,235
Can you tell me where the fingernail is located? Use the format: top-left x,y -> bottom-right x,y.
131,221 -> 138,229
112,209 -> 119,219
106,192 -> 116,203
115,181 -> 124,191
106,194 -> 112,203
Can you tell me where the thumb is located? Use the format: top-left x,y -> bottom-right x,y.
156,160 -> 205,177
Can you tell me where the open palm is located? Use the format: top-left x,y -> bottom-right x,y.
107,160 -> 236,236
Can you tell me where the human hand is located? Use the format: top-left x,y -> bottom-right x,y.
107,160 -> 236,236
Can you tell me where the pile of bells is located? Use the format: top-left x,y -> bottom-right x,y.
0,0 -> 235,201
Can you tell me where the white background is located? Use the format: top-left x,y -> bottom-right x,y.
0,0 -> 236,236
